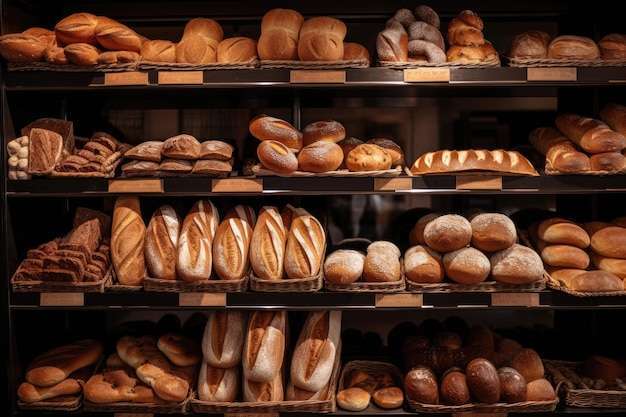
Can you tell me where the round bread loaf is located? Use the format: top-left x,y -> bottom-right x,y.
366,138 -> 405,166
508,348 -> 544,383
367,240 -> 401,258
490,243 -> 544,284
507,30 -> 550,59
403,244 -> 444,283
470,212 -> 517,252
443,247 -> 490,284
409,212 -> 441,246
217,36 -> 258,63
343,42 -> 371,62
465,358 -> 500,404
336,387 -> 371,411
346,143 -> 393,171
302,120 -> 346,146
257,8 -> 303,60
548,35 -> 600,60
440,369 -> 471,405
590,225 -> 626,258
404,365 -> 439,404
257,140 -> 298,174
297,16 -> 346,61
537,217 -> 590,248
497,366 -> 527,403
297,141 -> 343,173
372,387 -> 404,409
423,214 -> 472,252
363,241 -> 401,282
525,378 -> 556,401
323,249 -> 365,284
598,33 -> 626,60
249,114 -> 303,151
545,266 -> 586,288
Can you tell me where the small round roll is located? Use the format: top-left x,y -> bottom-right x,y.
323,249 -> 365,284
336,387 -> 371,411
302,119 -> 346,146
470,212 -> 518,252
297,141 -> 343,173
257,140 -> 298,174
249,114 -> 303,151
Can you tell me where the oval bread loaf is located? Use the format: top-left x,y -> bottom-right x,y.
202,310 -> 248,368
176,199 -> 219,282
144,204 -> 181,280
284,214 -> 326,279
111,196 -> 147,286
243,310 -> 286,383
250,206 -> 287,280
212,204 -> 256,281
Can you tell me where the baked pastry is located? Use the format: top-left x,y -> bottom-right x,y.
297,141 -> 343,173
256,140 -> 298,174
345,143 -> 393,171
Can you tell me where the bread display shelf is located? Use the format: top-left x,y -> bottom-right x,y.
406,395 -> 559,414
137,58 -> 259,71
405,276 -> 547,293
378,57 -> 501,69
252,164 -> 403,177
260,58 -> 369,69
143,273 -> 249,293
6,61 -> 139,72
250,271 -> 323,293
506,57 -> 626,68
546,360 -> 626,408
11,267 -> 112,293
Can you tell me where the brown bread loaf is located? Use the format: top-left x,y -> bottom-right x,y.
536,239 -> 590,269
497,366 -> 527,403
537,217 -> 590,248
490,243 -> 544,284
250,206 -> 287,280
140,39 -> 176,62
94,16 -> 144,52
257,8 -> 304,60
440,368 -> 471,405
443,247 -> 491,284
525,378 -> 556,401
336,387 -> 371,411
590,225 -> 626,258
528,126 -> 591,173
555,113 -> 626,154
54,12 -> 99,45
256,139 -> 299,174
18,377 -> 84,403
600,102 -> 626,138
404,365 -> 439,404
27,127 -> 64,175
144,205 -> 180,280
243,370 -> 284,401
202,310 -> 248,368
598,33 -> 626,60
0,33 -> 48,62
507,30 -> 550,59
547,35 -> 600,60
403,244 -> 444,284
569,270 -> 624,292
345,143 -> 393,172
157,332 -> 202,367
323,249 -> 365,284
242,310 -> 286,383
111,196 -> 147,286
470,212 -> 517,252
284,214 -> 326,279
297,141 -> 344,173
423,214 -> 472,252
508,348 -> 544,382
83,368 -> 161,404
465,358 -> 500,404
217,36 -> 257,63
197,361 -> 240,402
410,149 -> 538,175
176,199 -> 219,282
249,114 -> 303,151
212,204 -> 255,281
297,16 -> 346,61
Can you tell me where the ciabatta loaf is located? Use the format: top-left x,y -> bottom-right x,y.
176,199 -> 219,282
202,310 -> 248,368
242,310 -> 286,383
410,149 -> 538,175
290,310 -> 341,392
111,196 -> 147,286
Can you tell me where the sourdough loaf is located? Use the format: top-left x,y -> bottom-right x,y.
212,204 -> 255,281
242,310 -> 286,383
284,214 -> 326,279
250,206 -> 287,280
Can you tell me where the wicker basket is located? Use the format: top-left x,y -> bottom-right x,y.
143,271 -> 249,293
11,267 -> 112,293
505,56 -> 626,68
84,396 -> 191,414
377,55 -> 501,69
6,61 -> 139,72
406,396 -> 559,413
337,359 -> 404,392
405,276 -> 546,293
260,58 -> 369,69
545,359 -> 626,408
137,58 -> 259,70
324,277 -> 405,293
250,270 -> 323,292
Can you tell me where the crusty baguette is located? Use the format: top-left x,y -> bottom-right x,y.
202,310 -> 248,368
528,126 -> 591,173
176,199 -> 219,282
289,310 -> 341,392
111,196 -> 147,286
250,206 -> 287,280
409,149 -> 538,175
144,204 -> 181,280
284,214 -> 326,279
242,310 -> 286,383
555,113 -> 626,154
212,205 -> 255,281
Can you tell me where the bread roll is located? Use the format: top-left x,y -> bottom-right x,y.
446,10 -> 484,46
197,361 -> 240,402
18,377 -> 84,403
525,378 -> 556,401
213,205 -> 255,281
256,140 -> 298,175
590,251 -> 626,278
140,39 -> 177,62
176,34 -> 218,63
343,42 -> 371,63
297,16 -> 346,61
404,365 -> 438,404
443,247 -> 491,284
497,366 -> 527,403
284,214 -> 326,279
323,249 -> 365,284
217,36 -> 257,63
404,244 -> 444,283
439,369 -> 471,405
249,114 -> 303,151
470,212 -> 517,252
366,138 -> 405,166
144,205 -> 181,280
345,143 -> 393,172
176,199 -> 219,282
569,270 -> 624,292
290,310 -> 341,392
528,126 -> 591,173
243,310 -> 286,383
250,206 -> 287,280
508,348 -> 544,383
336,387 -> 370,411
589,151 -> 626,172
555,113 -> 626,154
423,214 -> 472,252
64,42 -> 101,65
302,120 -> 346,146
507,30 -> 550,59
54,12 -> 98,45
363,240 -> 402,282
548,35 -> 600,60
257,8 -> 304,60
157,332 -> 201,367
297,141 -> 344,173
537,240 -> 590,269
466,358 -> 500,404
162,134 -> 201,160
598,33 -> 626,60
546,266 -> 586,288
111,196 -> 147,286
25,339 -> 104,387
490,243 -> 544,284
372,386 -> 404,409
589,225 -> 626,258
202,310 -> 248,368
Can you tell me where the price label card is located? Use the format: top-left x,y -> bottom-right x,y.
212,178 -> 263,192
404,68 -> 450,82
290,70 -> 346,83
179,293 -> 226,307
375,293 -> 423,307
40,292 -> 84,307
491,293 -> 540,307
158,71 -> 203,85
108,179 -> 164,193
226,413 -> 279,417
374,177 -> 412,191
104,72 -> 149,86
456,175 -> 502,190
527,67 -> 577,81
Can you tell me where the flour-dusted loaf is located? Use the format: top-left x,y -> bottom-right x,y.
197,360 -> 240,402
111,196 -> 147,286
290,310 -> 341,392
284,213 -> 326,279
507,30 -> 550,59
250,206 -> 287,280
403,244 -> 444,283
297,16 -> 346,61
410,149 -> 538,175
323,249 -> 365,284
202,310 -> 248,368
242,310 -> 286,383
212,204 -> 256,281
547,35 -> 600,60
176,199 -> 219,282
249,114 -> 303,151
490,243 -> 544,284
144,205 -> 181,280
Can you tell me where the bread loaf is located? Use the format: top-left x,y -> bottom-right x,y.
363,240 -> 402,282
297,16 -> 346,61
18,377 -> 84,403
555,113 -> 626,154
302,120 -> 346,146
213,205 -> 255,281
528,126 -> 591,173
140,39 -> 176,62
376,22 -> 408,62
440,369 -> 471,405
443,247 -> 491,284
336,387 -> 371,411
243,310 -> 286,383
548,35 -> 600,60
250,206 -> 287,280
537,240 -> 590,269
176,199 -> 219,282
217,36 -> 257,63
525,378 -> 556,401
465,358 -> 500,404
157,332 -> 202,367
284,214 -> 326,279
507,30 -> 550,59
249,114 -> 303,151
490,243 -> 544,284
470,212 -> 517,252
0,33 -> 48,63
111,196 -> 147,286
409,212 -> 440,246
508,347 -> 544,383
197,361 -> 240,402
54,12 -> 98,45
600,102 -> 626,137
27,127 -> 64,175
257,8 -> 304,60
297,141 -> 344,173
202,310 -> 248,368
590,225 -> 626,258
83,368 -> 160,404
590,251 -> 626,278
537,217 -> 590,248
323,249 -> 365,284
423,214 -> 472,252
25,339 -> 104,387
346,143 -> 393,172
569,270 -> 624,292
598,33 -> 626,60
243,369 -> 284,401
403,244 -> 444,283
343,42 -> 371,63
404,365 -> 438,404
144,205 -> 180,280
290,310 -> 341,392
64,42 -> 101,65
497,366 -> 527,403
410,149 -> 538,175
94,16 -> 143,52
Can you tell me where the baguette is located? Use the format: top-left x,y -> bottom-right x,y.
243,310 -> 286,383
409,149 -> 538,175
176,199 -> 219,282
289,310 -> 341,392
111,196 -> 147,286
528,126 -> 591,173
555,113 -> 626,154
284,214 -> 326,279
202,310 -> 248,368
